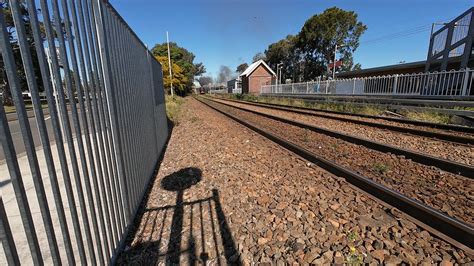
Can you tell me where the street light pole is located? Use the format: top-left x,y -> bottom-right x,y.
332,44 -> 346,80
276,62 -> 283,92
166,31 -> 174,96
333,44 -> 337,79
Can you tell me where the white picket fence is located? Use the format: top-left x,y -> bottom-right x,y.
261,68 -> 474,97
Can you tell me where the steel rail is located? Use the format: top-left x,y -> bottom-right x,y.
261,93 -> 474,108
204,97 -> 473,178
196,96 -> 474,250
215,96 -> 474,134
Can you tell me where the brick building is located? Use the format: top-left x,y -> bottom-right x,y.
239,60 -> 276,94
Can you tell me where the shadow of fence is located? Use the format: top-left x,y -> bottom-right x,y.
117,168 -> 241,265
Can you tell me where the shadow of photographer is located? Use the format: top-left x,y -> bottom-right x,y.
118,167 -> 241,265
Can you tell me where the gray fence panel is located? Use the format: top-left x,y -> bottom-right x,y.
0,0 -> 168,264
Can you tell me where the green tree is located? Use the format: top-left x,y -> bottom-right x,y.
155,55 -> 188,95
352,63 -> 362,71
297,7 -> 367,79
252,52 -> 266,63
265,35 -> 304,82
236,63 -> 248,74
151,42 -> 204,94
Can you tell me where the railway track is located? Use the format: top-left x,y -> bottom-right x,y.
196,96 -> 474,252
206,97 -> 474,178
209,97 -> 474,167
214,96 -> 474,137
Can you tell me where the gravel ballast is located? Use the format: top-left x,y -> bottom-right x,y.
117,98 -> 473,265
206,99 -> 473,225
212,98 -> 474,166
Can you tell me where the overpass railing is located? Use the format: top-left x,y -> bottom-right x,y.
0,0 -> 168,264
261,68 -> 474,97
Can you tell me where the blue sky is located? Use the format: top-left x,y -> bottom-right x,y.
111,0 -> 473,79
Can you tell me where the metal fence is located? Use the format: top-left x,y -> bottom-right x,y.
0,0 -> 168,265
261,68 -> 474,97
208,88 -> 241,94
208,88 -> 227,94
232,88 -> 242,94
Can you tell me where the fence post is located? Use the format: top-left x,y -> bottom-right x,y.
393,74 -> 399,95
461,68 -> 470,96
352,79 -> 356,95
306,82 -> 309,93
292,83 -> 294,94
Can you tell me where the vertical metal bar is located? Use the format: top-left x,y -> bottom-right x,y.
47,0 -> 109,262
88,2 -> 126,239
93,0 -> 132,227
456,71 -> 462,96
45,0 -> 104,265
121,23 -> 140,214
0,5 -> 61,264
0,196 -> 20,266
10,0 -> 77,263
27,0 -> 101,262
0,100 -> 42,264
437,72 -> 445,95
103,8 -> 132,231
129,27 -> 141,212
59,0 -> 105,262
444,71 -> 452,96
108,10 -> 134,221
468,70 -> 474,95
84,0 -> 119,250
420,73 -> 426,95
125,31 -> 139,212
461,68 -> 471,96
87,0 -> 120,249
140,42 -> 149,202
80,0 -> 113,258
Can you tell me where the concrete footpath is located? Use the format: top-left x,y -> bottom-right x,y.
0,133 -> 106,265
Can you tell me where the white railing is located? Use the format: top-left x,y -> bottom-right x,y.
232,87 -> 242,94
261,68 -> 474,97
209,88 -> 227,94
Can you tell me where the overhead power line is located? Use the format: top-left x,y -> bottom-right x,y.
358,15 -> 456,47
360,24 -> 432,46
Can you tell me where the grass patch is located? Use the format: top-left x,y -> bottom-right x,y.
373,162 -> 390,174
217,94 -> 469,125
345,231 -> 363,265
452,106 -> 474,111
165,95 -> 184,122
402,110 -> 451,124
224,94 -> 387,116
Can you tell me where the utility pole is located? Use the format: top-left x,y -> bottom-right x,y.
276,62 -> 283,92
279,65 -> 282,91
332,44 -> 337,80
166,31 -> 174,96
